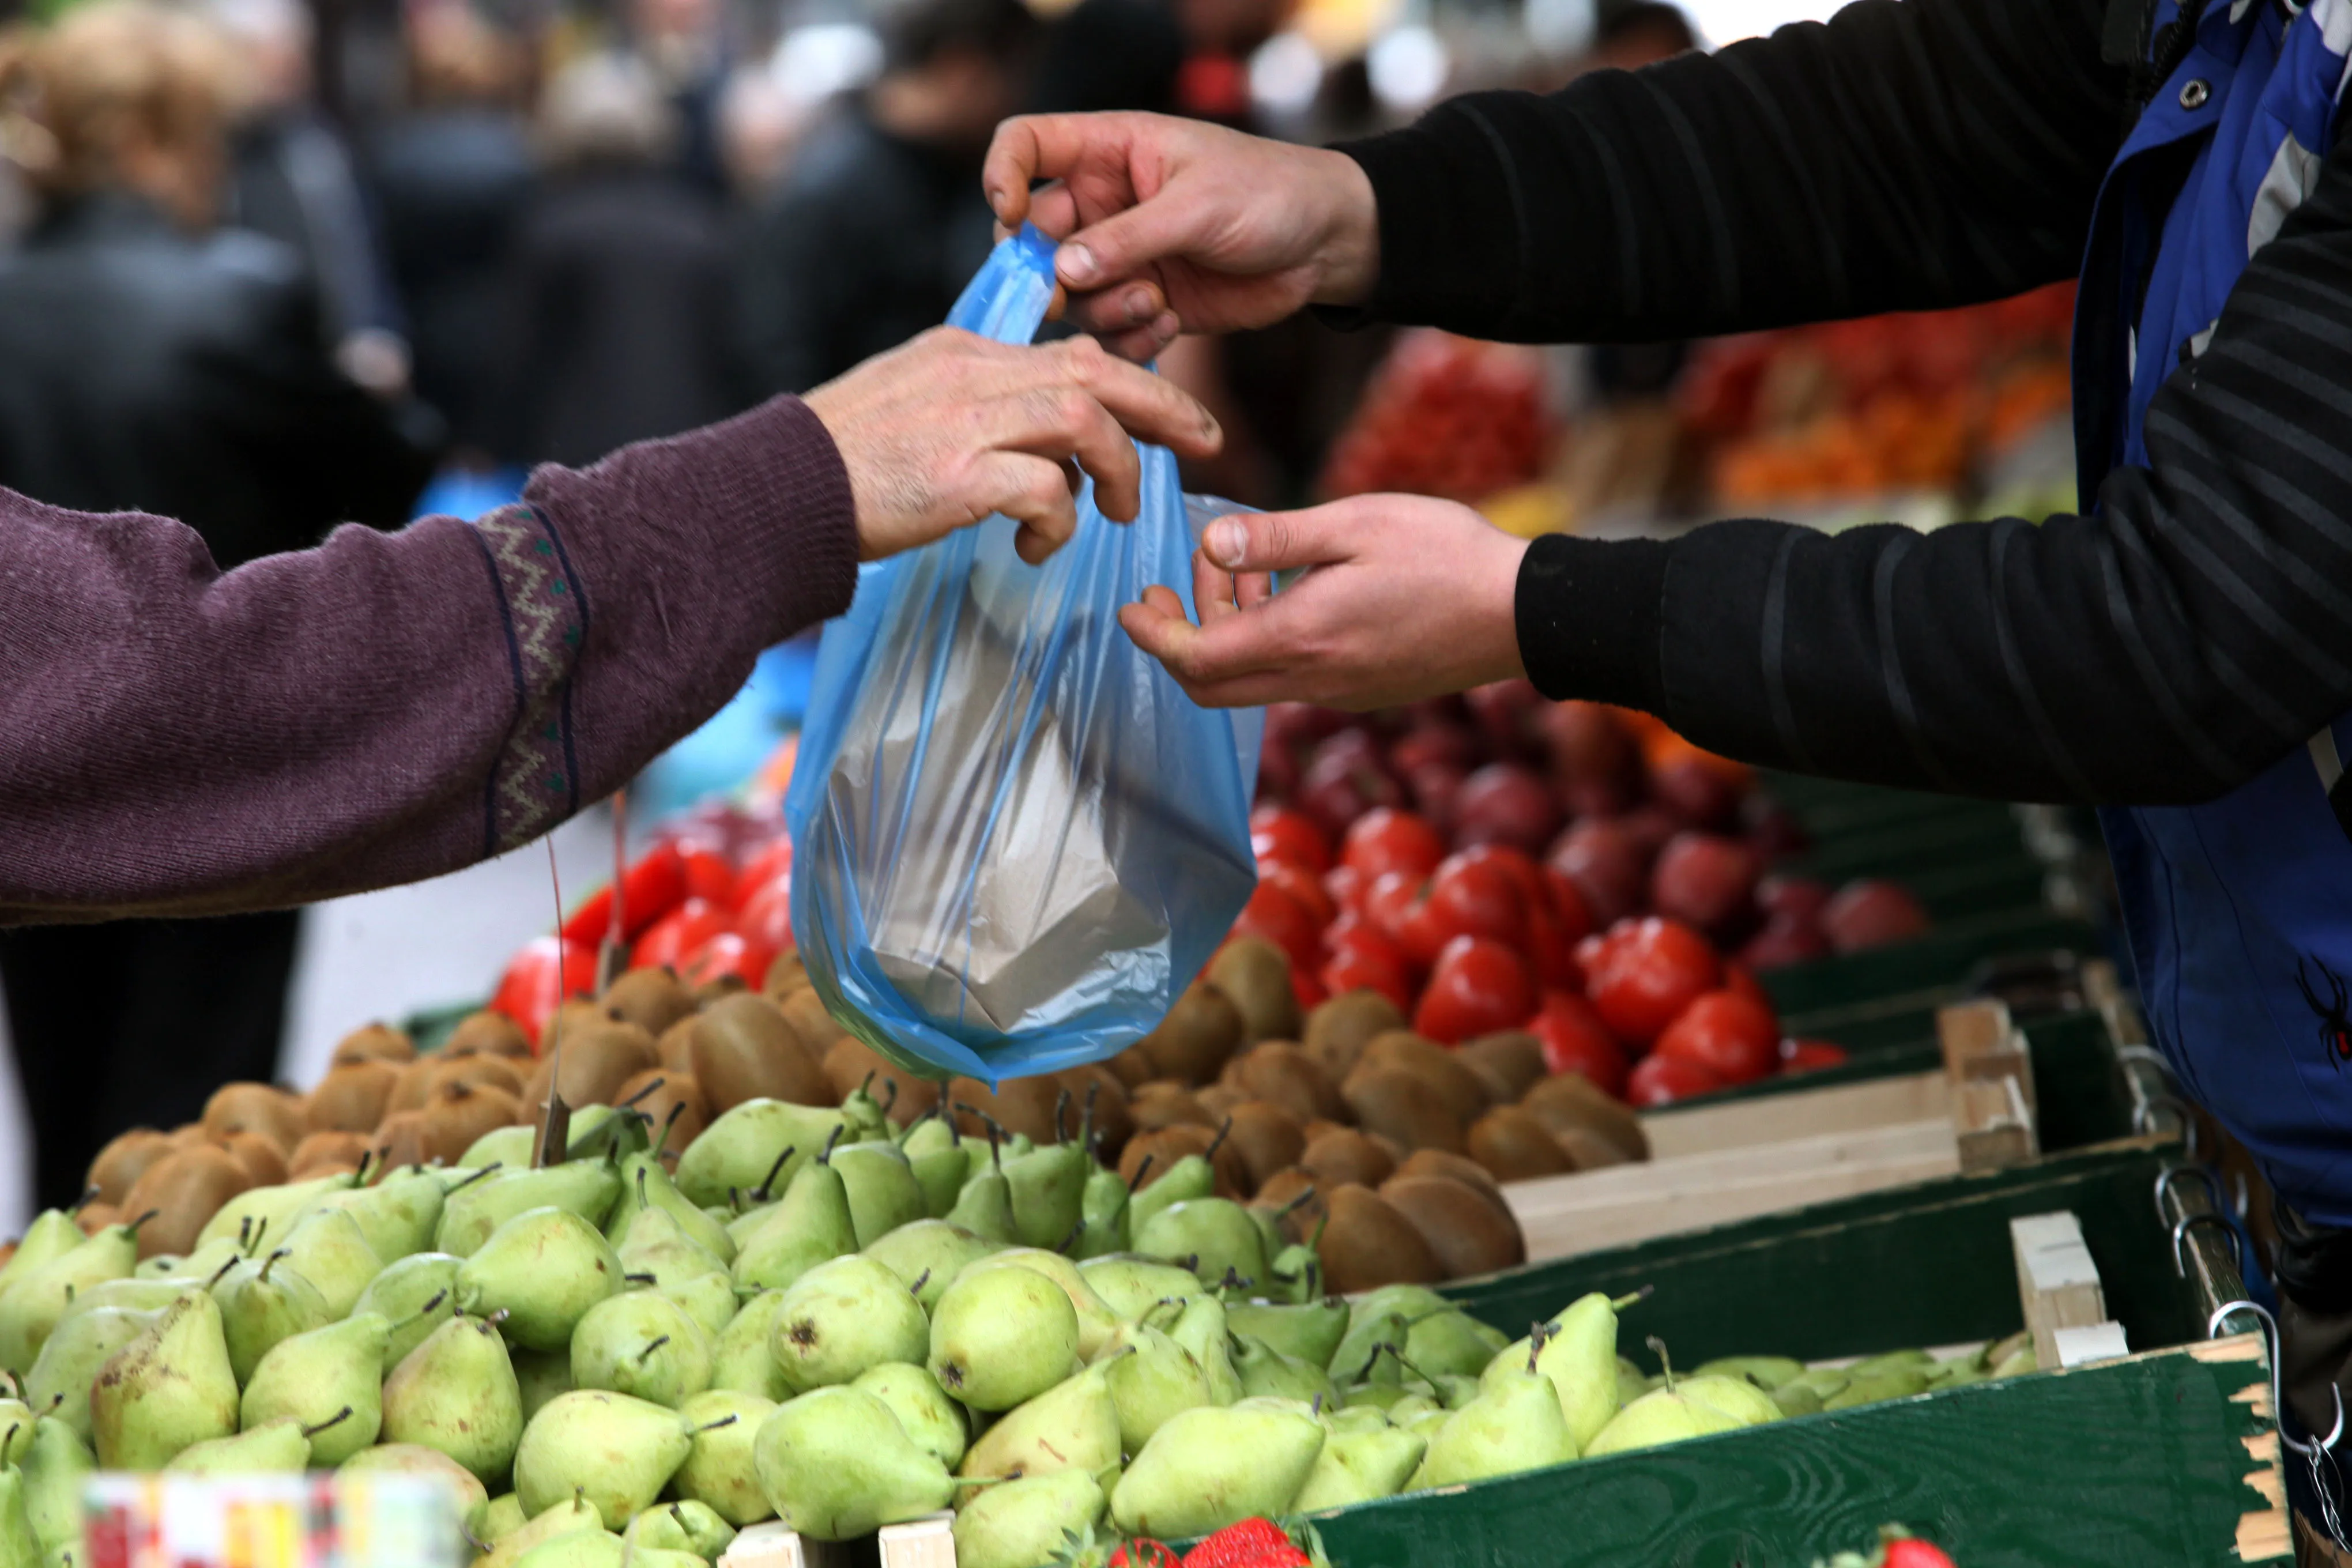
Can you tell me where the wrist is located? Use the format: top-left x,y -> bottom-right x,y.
1306,148 -> 1380,308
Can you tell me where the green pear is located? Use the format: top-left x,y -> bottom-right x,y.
952,1469 -> 1105,1568
1261,1230 -> 1324,1305
382,1314 -> 524,1483
454,1208 -> 623,1352
438,1163 -> 624,1258
340,1443 -> 491,1526
1167,1296 -> 1242,1405
310,1167 -> 447,1265
508,1531 -> 624,1568
0,1224 -> 139,1371
1329,1309 -> 1411,1385
608,1160 -> 735,1265
905,1127 -> 974,1219
1822,1367 -> 1932,1409
707,1293 -> 790,1401
52,1279 -> 189,1327
1677,1374 -> 1780,1426
240,1312 -> 389,1464
1770,1381 -> 1826,1418
462,1129 -> 537,1171
614,1205 -> 726,1294
476,1495 -> 530,1548
1693,1355 -> 1804,1391
0,1456 -> 40,1568
770,1257 -> 925,1393
210,1250 -> 334,1385
730,1151 -> 855,1295
1134,1200 -> 1265,1294
926,1267 -> 1077,1412
1292,1418 -> 1425,1510
959,1250 -> 1119,1362
623,1499 -> 734,1561
165,1414 -> 324,1475
270,1209 -> 382,1318
860,1221 -> 994,1313
353,1253 -> 463,1370
674,1101 -> 850,1211
832,1144 -> 926,1250
669,1390 -> 775,1527
1123,1145 -> 1215,1241
0,1413 -> 29,1468
143,1238 -> 242,1286
750,1386 -> 954,1541
1231,1336 -> 1336,1407
91,1291 -> 239,1470
1070,1166 -> 1131,1261
722,1200 -> 778,1250
1583,1353 -> 1751,1460
1001,1141 -> 1088,1253
849,1363 -> 966,1469
958,1360 -> 1121,1484
0,1213 -> 88,1296
1226,1300 -> 1348,1369
19,1418 -> 88,1559
510,1347 -> 573,1424
1850,1348 -> 1935,1379
615,1548 -> 700,1568
659,1273 -> 738,1342
1406,1312 -> 1510,1380
1478,1292 -> 1622,1451
1411,1350 -> 1577,1487
195,1175 -> 351,1255
477,1498 -> 603,1568
1076,1257 -> 1205,1322
513,1390 -> 694,1525
569,1291 -> 711,1408
1100,1320 -> 1211,1453
941,1152 -> 1018,1245
1110,1399 -> 1324,1539
24,1309 -> 155,1442
1615,1356 -> 1648,1408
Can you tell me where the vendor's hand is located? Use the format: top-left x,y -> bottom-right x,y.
805,326 -> 1220,566
983,112 -> 1379,360
1120,494 -> 1528,708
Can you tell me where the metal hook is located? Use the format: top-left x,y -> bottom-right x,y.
2113,1042 -> 2173,1073
2209,1298 -> 2347,1456
2153,1162 -> 2225,1222
2172,1212 -> 2244,1280
2135,1093 -> 2203,1158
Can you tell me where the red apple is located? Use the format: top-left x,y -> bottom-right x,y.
1548,819 -> 1648,926
1540,700 -> 1641,815
1582,915 -> 1722,1046
1390,721 -> 1481,774
1756,875 -> 1831,922
1405,762 -> 1467,839
1740,793 -> 1810,859
1649,752 -> 1743,828
1452,762 -> 1563,855
1627,1051 -> 1725,1107
1527,990 -> 1629,1096
1738,913 -> 1830,970
1649,831 -> 1762,935
1298,732 -> 1407,838
1464,679 -> 1546,760
1822,879 -> 1931,953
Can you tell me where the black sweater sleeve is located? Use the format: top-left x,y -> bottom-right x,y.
1340,0 -> 2125,341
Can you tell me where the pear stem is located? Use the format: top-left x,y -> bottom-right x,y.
624,1273 -> 658,1286
395,1290 -> 451,1330
636,1336 -> 672,1366
1053,1087 -> 1072,1144
753,1147 -> 796,1202
447,1162 -> 503,1194
653,1101 -> 688,1160
1612,1287 -> 1653,1313
1205,1117 -> 1234,1162
301,1407 -> 354,1439
260,1247 -> 292,1283
1526,1320 -> 1554,1375
124,1208 -> 161,1238
909,1269 -> 930,1298
1125,1155 -> 1155,1196
819,1124 -> 845,1166
71,1185 -> 99,1216
689,1413 -> 740,1435
1057,1219 -> 1086,1257
1080,1082 -> 1099,1152
205,1256 -> 242,1291
1309,1212 -> 1330,1252
238,1216 -> 254,1254
618,1076 -> 666,1111
636,1167 -> 651,1206
353,1151 -> 376,1188
1646,1334 -> 1676,1393
880,1078 -> 899,1116
894,1105 -> 940,1148
1273,1185 -> 1319,1220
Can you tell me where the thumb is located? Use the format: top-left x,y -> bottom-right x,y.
1057,190 -> 1207,290
1200,507 -> 1348,574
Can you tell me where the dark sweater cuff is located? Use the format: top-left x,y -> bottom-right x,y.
1516,533 -> 1671,711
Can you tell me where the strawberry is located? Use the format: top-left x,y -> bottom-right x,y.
1112,1542 -> 1179,1568
1181,1520 -> 1311,1568
1882,1542 -> 1957,1568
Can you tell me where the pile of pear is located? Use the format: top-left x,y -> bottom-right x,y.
69,945 -> 1559,1299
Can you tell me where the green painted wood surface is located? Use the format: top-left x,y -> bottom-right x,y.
1443,1145 -> 2200,1363
1310,1340 -> 2281,1567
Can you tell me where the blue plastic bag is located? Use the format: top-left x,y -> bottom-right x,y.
785,227 -> 1264,1084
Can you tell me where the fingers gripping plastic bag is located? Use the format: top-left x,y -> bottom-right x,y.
784,227 -> 1264,1084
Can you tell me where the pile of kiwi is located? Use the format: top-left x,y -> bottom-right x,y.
76,934 -> 1635,1287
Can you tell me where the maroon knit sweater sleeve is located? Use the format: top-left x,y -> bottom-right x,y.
0,394 -> 857,922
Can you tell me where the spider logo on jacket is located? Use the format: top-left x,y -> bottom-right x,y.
2294,955 -> 2352,1071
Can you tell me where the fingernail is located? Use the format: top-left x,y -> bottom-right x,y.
1124,288 -> 1154,325
1153,311 -> 1181,341
1205,518 -> 1246,568
1061,243 -> 1099,285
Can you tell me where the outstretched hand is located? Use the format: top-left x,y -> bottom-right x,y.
804,326 -> 1221,566
983,112 -> 1381,360
1120,494 -> 1530,708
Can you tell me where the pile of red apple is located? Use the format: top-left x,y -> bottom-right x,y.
1237,687 -> 1932,1107
1317,329 -> 1552,504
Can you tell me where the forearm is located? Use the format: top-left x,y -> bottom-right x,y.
1338,0 -> 2121,343
0,395 -> 855,922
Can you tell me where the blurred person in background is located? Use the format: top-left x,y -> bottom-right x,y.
488,52 -> 738,468
628,0 -> 733,199
209,0 -> 413,399
734,0 -> 1038,397
368,2 -> 536,461
0,0 -> 433,1210
1576,1 -> 1695,407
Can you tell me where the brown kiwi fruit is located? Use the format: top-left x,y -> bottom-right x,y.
330,1022 -> 415,1068
1554,1125 -> 1637,1171
1301,1118 -> 1348,1145
1204,940 -> 1301,1045
601,968 -> 698,1038
691,973 -> 750,1008
1378,1174 -> 1525,1277
201,1084 -> 306,1154
1341,1065 -> 1467,1154
1302,990 -> 1408,1081
1456,1031 -> 1548,1103
85,1128 -> 175,1207
304,1061 -> 400,1134
1316,1184 -> 1444,1293
656,1016 -> 700,1076
1194,1084 -> 1246,1122
1137,982 -> 1246,1085
1222,1100 -> 1306,1189
1106,1045 -> 1156,1090
1466,1105 -> 1577,1182
123,1145 -> 250,1259
691,993 -> 833,1111
443,1010 -> 534,1061
1220,1042 -> 1343,1124
1298,1127 -> 1396,1190
1115,1123 -> 1248,1198
1349,1032 -> 1491,1123
1394,1146 -> 1507,1200
1519,1073 -> 1649,1161
778,987 -> 848,1054
428,1053 -> 530,1102
1051,1064 -> 1134,1160
523,1020 -> 662,1111
370,1111 -> 435,1172
1128,1082 -> 1215,1134
612,1069 -> 710,1155
1249,1167 -> 1326,1242
423,1081 -> 522,1163
821,1038 -> 941,1127
383,1057 -> 442,1119
762,951 -> 811,1000
289,1131 -> 370,1178
546,996 -> 620,1046
946,1077 -> 1063,1144
218,1132 -> 288,1188
76,1203 -> 122,1237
